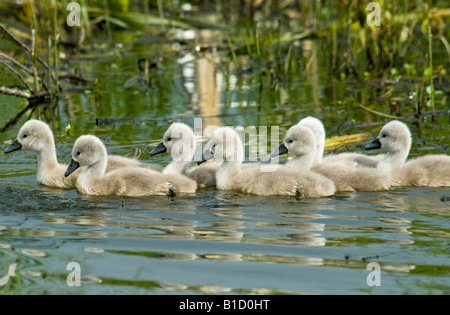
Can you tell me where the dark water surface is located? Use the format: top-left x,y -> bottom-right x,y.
0,34 -> 449,294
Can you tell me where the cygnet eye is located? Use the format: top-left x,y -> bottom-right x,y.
76,151 -> 81,156
382,133 -> 387,138
23,134 -> 28,138
288,139 -> 294,143
167,137 -> 172,142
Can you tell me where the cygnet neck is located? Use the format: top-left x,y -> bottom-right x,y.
83,148 -> 108,179
286,147 -> 315,170
163,142 -> 195,175
219,134 -> 245,174
36,138 -> 59,174
377,145 -> 410,173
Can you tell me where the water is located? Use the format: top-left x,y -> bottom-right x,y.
0,185 -> 448,294
0,31 -> 449,295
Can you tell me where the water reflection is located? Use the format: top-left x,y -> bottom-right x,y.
1,186 -> 448,248
196,55 -> 222,134
0,183 -> 448,294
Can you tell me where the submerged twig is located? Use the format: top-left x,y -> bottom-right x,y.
0,91 -> 53,133
435,34 -> 450,64
30,3 -> 40,93
0,24 -> 60,90
360,245 -> 430,262
53,2 -> 59,92
59,74 -> 93,85
428,27 -> 435,119
0,23 -> 31,54
0,52 -> 33,75
358,104 -> 404,119
0,86 -> 31,98
0,60 -> 34,91
0,101 -> 34,132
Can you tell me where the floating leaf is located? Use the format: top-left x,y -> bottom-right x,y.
199,285 -> 231,294
81,275 -> 102,284
85,247 -> 104,253
21,270 -> 43,277
160,281 -> 188,291
192,230 -> 215,235
21,249 -> 46,257
325,133 -> 374,151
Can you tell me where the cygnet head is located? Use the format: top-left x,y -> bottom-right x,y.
149,123 -> 195,162
365,120 -> 411,154
298,117 -> 325,143
65,135 -> 107,177
4,119 -> 55,154
199,127 -> 243,164
297,117 -> 325,164
271,125 -> 316,159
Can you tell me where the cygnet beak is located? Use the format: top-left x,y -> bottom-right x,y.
65,159 -> 81,177
4,139 -> 22,154
365,138 -> 381,150
270,143 -> 288,158
149,142 -> 167,156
